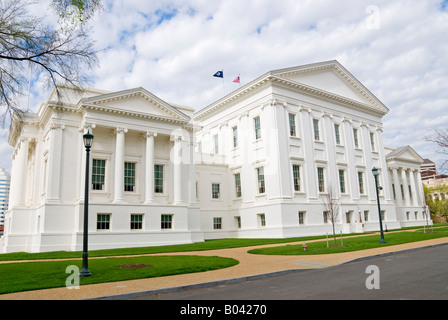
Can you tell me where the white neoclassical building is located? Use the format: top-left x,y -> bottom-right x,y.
1,60 -> 429,253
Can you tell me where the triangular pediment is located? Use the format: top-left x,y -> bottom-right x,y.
80,87 -> 190,122
386,146 -> 424,164
271,60 -> 388,114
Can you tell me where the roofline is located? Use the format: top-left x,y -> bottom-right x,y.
194,60 -> 389,121
80,86 -> 191,121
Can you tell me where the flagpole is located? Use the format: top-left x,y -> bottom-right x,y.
222,68 -> 225,92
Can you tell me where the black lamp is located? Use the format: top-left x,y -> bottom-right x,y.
372,167 -> 386,243
80,130 -> 94,277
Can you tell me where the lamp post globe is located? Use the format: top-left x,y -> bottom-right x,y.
80,130 -> 94,277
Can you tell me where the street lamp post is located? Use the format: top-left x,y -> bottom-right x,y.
372,167 -> 386,244
80,130 -> 94,277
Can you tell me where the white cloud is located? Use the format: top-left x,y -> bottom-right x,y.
2,0 -> 448,173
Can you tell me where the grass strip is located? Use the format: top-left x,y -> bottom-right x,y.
248,227 -> 448,255
0,255 -> 239,295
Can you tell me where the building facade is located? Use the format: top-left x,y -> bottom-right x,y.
1,60 -> 429,253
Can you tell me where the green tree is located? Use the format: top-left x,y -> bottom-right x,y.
424,184 -> 448,223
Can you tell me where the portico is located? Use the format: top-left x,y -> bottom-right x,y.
2,85 -> 202,253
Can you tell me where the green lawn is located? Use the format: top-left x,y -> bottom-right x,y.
248,227 -> 448,255
0,255 -> 238,295
1,225 -> 447,295
0,236 -> 328,262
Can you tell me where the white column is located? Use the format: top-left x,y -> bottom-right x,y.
47,124 -> 64,201
113,127 -> 127,203
392,167 -> 402,205
301,107 -> 318,199
145,132 -> 156,204
9,138 -> 29,207
401,168 -> 410,206
342,118 -> 358,200
416,170 -> 425,206
409,169 -> 418,206
188,140 -> 196,204
172,135 -> 182,204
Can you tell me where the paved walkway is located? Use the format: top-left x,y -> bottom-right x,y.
1,236 -> 448,300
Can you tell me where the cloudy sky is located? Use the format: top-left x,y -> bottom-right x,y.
1,0 -> 447,173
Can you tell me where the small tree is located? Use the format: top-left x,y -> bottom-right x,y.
323,185 -> 340,246
420,190 -> 432,233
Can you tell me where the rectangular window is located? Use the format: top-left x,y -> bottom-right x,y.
293,165 -> 301,191
254,116 -> 261,140
339,169 -> 346,193
364,210 -> 369,222
214,134 -> 219,154
346,211 -> 352,223
235,216 -> 241,229
130,214 -> 143,230
97,214 -> 110,230
313,119 -> 320,141
317,167 -> 325,193
289,113 -> 296,136
257,167 -> 265,194
212,183 -> 220,199
213,217 -> 222,230
370,132 -> 376,151
92,159 -> 106,190
353,128 -> 359,148
232,126 -> 238,148
154,165 -> 164,193
334,124 -> 341,145
258,213 -> 266,227
298,211 -> 306,225
358,172 -> 365,194
323,211 -> 329,224
161,214 -> 173,229
234,173 -> 242,198
124,162 -> 136,192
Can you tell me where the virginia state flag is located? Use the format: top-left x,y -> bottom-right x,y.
213,70 -> 223,78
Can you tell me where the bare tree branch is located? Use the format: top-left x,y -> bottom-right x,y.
0,0 -> 100,124
425,128 -> 448,170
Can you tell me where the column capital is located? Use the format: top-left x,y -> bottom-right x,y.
79,123 -> 96,132
114,127 -> 128,134
170,135 -> 183,142
146,131 -> 158,138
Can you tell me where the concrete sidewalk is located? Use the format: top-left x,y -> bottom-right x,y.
1,237 -> 448,300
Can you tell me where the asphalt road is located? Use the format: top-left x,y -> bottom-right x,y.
130,244 -> 448,300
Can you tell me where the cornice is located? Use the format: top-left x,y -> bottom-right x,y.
80,88 -> 190,121
80,103 -> 190,125
269,76 -> 387,117
195,73 -> 388,122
